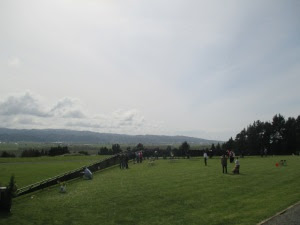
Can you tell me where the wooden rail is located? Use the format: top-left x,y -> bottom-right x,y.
16,155 -> 120,197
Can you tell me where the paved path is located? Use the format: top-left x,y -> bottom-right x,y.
258,202 -> 300,225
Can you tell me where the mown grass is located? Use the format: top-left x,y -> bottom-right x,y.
1,156 -> 299,225
0,155 -> 110,187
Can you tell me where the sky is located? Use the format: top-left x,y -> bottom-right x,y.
0,0 -> 300,141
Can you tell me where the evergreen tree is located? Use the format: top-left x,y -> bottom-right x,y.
271,114 -> 286,154
112,144 -> 121,154
223,114 -> 300,155
179,141 -> 190,158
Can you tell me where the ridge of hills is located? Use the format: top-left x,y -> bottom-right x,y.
0,128 -> 222,145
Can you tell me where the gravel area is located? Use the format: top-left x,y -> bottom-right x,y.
259,202 -> 300,225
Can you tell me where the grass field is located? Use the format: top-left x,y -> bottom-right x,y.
0,155 -> 110,187
0,156 -> 299,225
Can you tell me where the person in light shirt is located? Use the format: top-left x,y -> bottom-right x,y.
233,157 -> 240,174
83,167 -> 93,180
203,151 -> 208,166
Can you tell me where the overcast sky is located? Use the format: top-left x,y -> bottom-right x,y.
0,0 -> 300,141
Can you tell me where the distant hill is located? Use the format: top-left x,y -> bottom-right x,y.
0,128 -> 221,145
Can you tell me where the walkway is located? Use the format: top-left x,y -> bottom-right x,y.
258,201 -> 300,225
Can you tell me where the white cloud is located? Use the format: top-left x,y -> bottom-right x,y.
8,57 -> 21,68
64,108 -> 159,135
50,97 -> 86,118
112,109 -> 145,126
0,92 -> 163,135
0,92 -> 49,117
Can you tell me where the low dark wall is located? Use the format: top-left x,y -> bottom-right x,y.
16,155 -> 120,197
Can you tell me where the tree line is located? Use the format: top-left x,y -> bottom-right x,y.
2,114 -> 298,158
0,146 -> 70,158
221,114 -> 300,155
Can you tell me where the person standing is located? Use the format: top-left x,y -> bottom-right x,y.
119,153 -> 124,169
233,157 -> 240,174
139,151 -> 143,163
124,153 -> 129,169
154,150 -> 158,160
230,151 -> 235,163
203,151 -> 208,166
135,151 -> 139,163
221,155 -> 228,174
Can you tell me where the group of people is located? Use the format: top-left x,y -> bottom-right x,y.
260,148 -> 268,157
134,151 -> 143,164
59,149 -> 240,194
119,153 -> 129,169
203,150 -> 240,174
220,154 -> 240,174
80,150 -> 240,186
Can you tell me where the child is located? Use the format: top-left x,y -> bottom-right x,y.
59,182 -> 66,193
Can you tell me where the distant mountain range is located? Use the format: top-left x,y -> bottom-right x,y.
0,128 -> 222,145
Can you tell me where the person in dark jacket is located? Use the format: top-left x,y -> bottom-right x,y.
221,155 -> 228,174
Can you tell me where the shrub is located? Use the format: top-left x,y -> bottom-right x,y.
78,151 -> 89,155
1,151 -> 16,158
48,146 -> 69,156
21,149 -> 46,157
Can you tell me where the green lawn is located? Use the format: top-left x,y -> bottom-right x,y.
0,155 -> 110,187
1,156 -> 299,225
